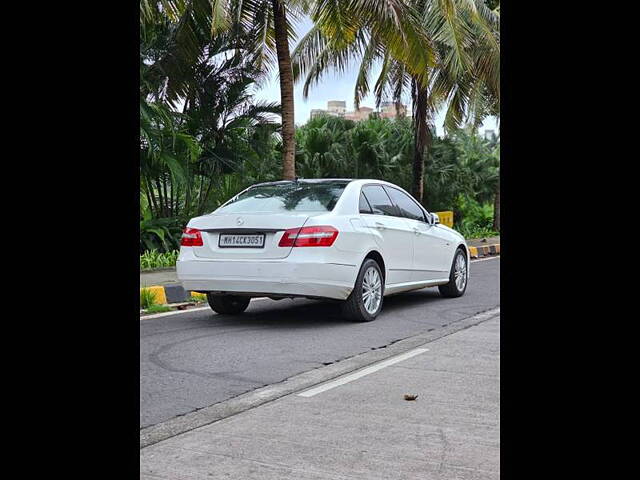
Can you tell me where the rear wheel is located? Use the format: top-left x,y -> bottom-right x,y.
206,294 -> 251,315
341,258 -> 384,322
438,248 -> 468,298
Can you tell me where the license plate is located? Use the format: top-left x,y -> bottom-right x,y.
218,233 -> 265,248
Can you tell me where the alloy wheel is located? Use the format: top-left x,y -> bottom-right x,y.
454,253 -> 467,291
362,266 -> 382,314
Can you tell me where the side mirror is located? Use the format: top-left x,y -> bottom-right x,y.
431,213 -> 440,225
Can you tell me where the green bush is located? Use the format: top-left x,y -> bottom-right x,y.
453,196 -> 498,239
140,250 -> 179,270
455,196 -> 493,228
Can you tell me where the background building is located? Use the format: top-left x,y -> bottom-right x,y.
326,100 -> 347,115
378,101 -> 407,119
484,129 -> 496,140
310,109 -> 328,120
310,101 -> 406,122
344,106 -> 374,121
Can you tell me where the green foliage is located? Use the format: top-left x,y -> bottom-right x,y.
140,3 -> 500,252
140,288 -> 158,309
453,195 -> 497,238
145,304 -> 173,314
486,0 -> 500,11
294,116 -> 500,230
188,294 -> 206,304
140,7 -> 282,252
292,0 -> 500,134
140,250 -> 179,270
295,115 -> 412,182
456,224 -> 499,239
140,204 -> 185,253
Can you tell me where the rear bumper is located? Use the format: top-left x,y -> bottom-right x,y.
176,256 -> 357,300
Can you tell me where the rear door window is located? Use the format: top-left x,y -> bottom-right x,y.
384,187 -> 426,222
361,185 -> 398,216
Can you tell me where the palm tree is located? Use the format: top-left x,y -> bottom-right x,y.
293,0 -> 499,205
141,9 -> 282,220
142,0 -> 434,180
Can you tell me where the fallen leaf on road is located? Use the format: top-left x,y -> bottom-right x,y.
404,394 -> 418,401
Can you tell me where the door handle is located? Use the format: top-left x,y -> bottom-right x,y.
413,227 -> 420,236
375,222 -> 385,230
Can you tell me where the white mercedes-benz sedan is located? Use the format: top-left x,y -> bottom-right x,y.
177,179 -> 469,322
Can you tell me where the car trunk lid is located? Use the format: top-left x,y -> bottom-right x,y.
188,213 -> 312,260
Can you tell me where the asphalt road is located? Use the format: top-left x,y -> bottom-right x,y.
140,257 -> 499,429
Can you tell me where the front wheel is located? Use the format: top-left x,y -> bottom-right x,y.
438,248 -> 468,298
341,258 -> 384,322
206,294 -> 251,315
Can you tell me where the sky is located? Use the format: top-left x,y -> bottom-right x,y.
251,18 -> 498,137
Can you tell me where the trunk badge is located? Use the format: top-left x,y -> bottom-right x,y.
236,217 -> 244,226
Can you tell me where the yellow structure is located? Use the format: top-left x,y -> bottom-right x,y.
434,211 -> 454,228
139,286 -> 207,307
140,285 -> 167,305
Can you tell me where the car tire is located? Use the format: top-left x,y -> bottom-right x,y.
341,258 -> 384,322
438,248 -> 468,298
206,294 -> 251,315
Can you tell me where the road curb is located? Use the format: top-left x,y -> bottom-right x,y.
139,306 -> 500,449
140,284 -> 205,305
468,243 -> 500,258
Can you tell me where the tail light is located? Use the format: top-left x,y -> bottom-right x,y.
278,226 -> 339,247
181,227 -> 203,247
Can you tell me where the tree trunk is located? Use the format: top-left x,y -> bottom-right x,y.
162,175 -> 170,216
155,178 -> 166,217
184,169 -> 192,216
197,173 -> 206,213
272,0 -> 296,180
493,176 -> 500,231
143,175 -> 160,218
173,183 -> 179,217
199,176 -> 215,216
411,76 -> 431,205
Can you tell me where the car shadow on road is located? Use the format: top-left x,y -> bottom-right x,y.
203,288 -> 444,330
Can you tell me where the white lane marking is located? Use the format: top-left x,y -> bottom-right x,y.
140,297 -> 269,321
140,306 -> 210,320
471,255 -> 500,263
298,348 -> 429,398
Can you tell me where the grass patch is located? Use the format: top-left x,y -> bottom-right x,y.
145,304 -> 172,314
188,292 -> 207,303
455,225 -> 499,239
140,249 -> 179,270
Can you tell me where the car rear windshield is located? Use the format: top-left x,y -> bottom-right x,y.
216,181 -> 350,214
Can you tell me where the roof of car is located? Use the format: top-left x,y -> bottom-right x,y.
253,178 -> 353,186
252,178 -> 396,187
